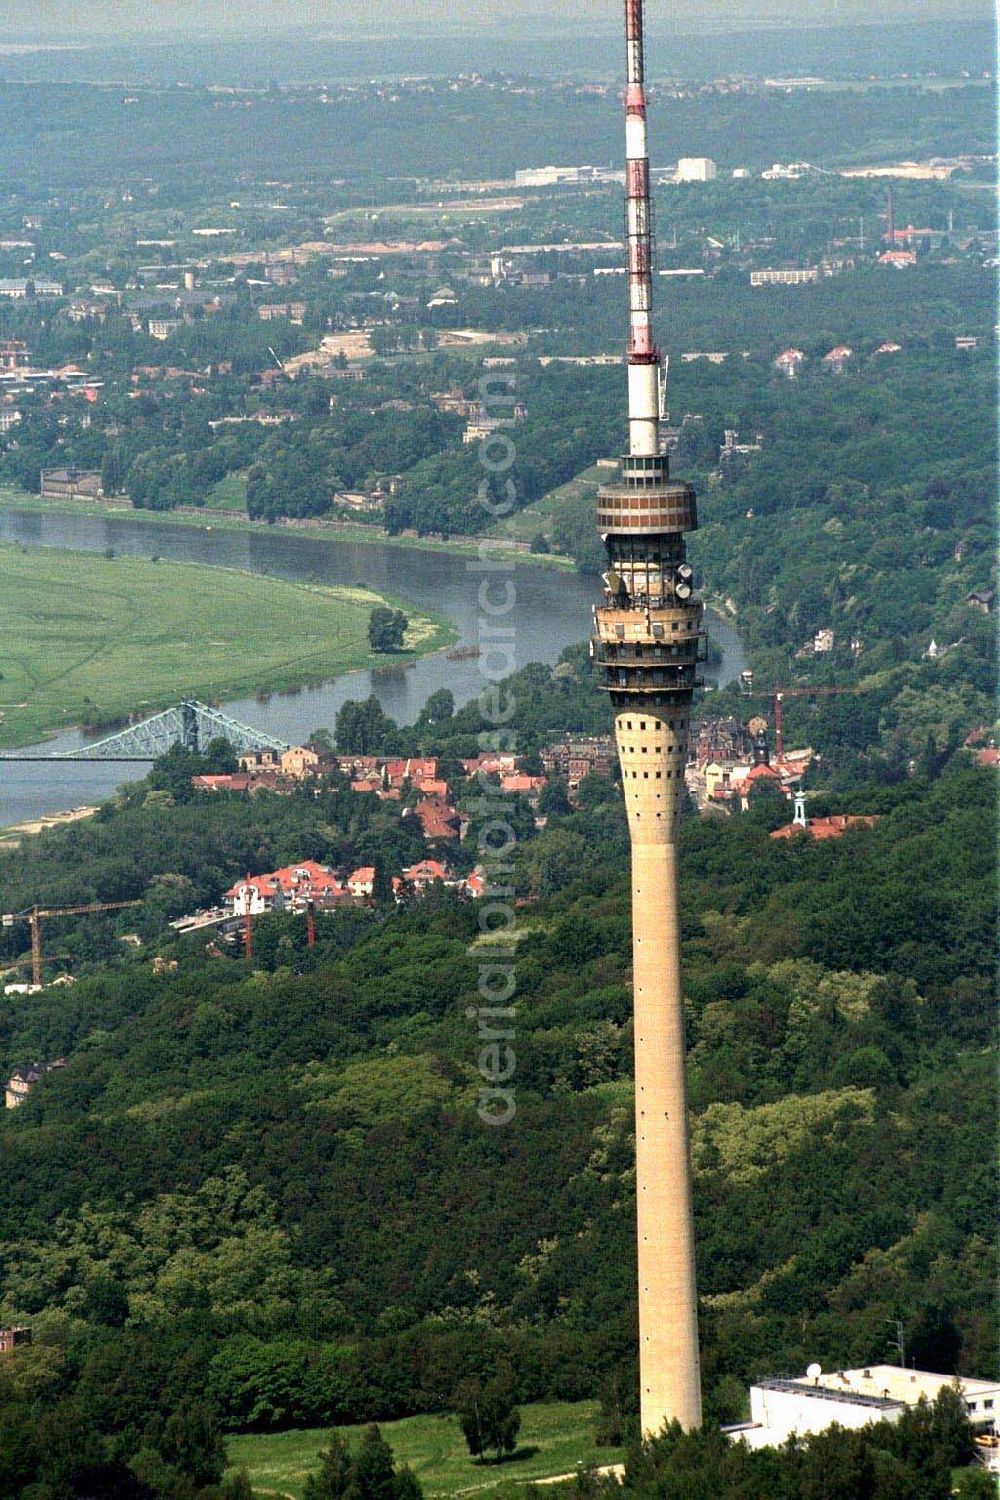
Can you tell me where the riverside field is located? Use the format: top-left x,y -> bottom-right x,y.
225,1400 -> 622,1499
0,544 -> 450,750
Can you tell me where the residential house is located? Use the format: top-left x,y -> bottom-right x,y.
462,752 -> 521,779
238,749 -> 282,772
384,757 -> 438,788
541,736 -> 615,788
280,745 -> 335,780
400,859 -> 450,894
5,1059 -> 66,1109
225,861 -> 343,915
877,250 -> 916,267
191,773 -> 256,794
822,346 -> 853,374
347,867 -> 375,899
500,773 -> 548,800
773,348 -> 805,379
411,798 -> 461,843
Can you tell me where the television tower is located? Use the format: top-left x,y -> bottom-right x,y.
591,0 -> 704,1435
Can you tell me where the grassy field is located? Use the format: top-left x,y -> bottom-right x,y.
0,544 -> 451,750
486,465 -> 604,548
204,471 -> 249,511
226,1400 -> 621,1500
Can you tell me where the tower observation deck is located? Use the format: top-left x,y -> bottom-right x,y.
590,0 -> 704,1437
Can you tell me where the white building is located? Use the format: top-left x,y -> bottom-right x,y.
676,157 -> 717,182
148,319 -> 182,340
514,166 -> 597,187
730,1365 -> 1000,1451
762,162 -> 812,180
774,348 -> 806,379
751,267 -> 820,287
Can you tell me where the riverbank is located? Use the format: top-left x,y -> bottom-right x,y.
0,543 -> 454,752
0,804 -> 99,851
0,486 -> 574,569
0,509 -> 748,829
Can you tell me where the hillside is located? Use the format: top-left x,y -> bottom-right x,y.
0,739 -> 993,1493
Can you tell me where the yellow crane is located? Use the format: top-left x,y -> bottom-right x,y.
2,901 -> 142,988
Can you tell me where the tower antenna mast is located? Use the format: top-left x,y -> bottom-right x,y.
590,0 -> 705,1436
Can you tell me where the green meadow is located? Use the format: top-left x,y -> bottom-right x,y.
0,543 -> 450,749
226,1400 -> 622,1500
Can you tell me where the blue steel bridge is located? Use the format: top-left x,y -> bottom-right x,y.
0,701 -> 289,763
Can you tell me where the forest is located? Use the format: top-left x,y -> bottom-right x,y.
0,78 -> 993,196
0,684 -> 993,1492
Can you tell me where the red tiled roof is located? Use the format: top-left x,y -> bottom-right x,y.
745,762 -> 782,782
771,814 -> 879,841
414,799 -> 461,840
403,859 -> 448,883
384,757 -> 437,784
225,860 -> 341,899
501,774 -> 547,794
414,777 -> 450,798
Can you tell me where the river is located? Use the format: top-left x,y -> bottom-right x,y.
0,508 -> 746,826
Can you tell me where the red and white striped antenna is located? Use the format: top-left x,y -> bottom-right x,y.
623,0 -> 661,458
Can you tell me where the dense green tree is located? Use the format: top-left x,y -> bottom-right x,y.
455,1373 -> 521,1462
368,607 -> 409,653
83,1274 -> 130,1329
336,696 -> 399,754
159,1402 -> 227,1489
417,689 -> 455,725
304,1433 -> 355,1500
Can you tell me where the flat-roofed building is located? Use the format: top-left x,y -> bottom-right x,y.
730,1365 -> 1000,1450
751,267 -> 819,286
676,157 -> 717,182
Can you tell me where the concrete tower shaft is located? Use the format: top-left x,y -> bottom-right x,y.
589,0 -> 704,1438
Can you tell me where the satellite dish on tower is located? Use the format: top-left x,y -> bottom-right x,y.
807,1363 -> 822,1382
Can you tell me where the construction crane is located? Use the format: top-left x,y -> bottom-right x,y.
739,676 -> 862,758
2,901 -> 142,988
242,901 -> 316,964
